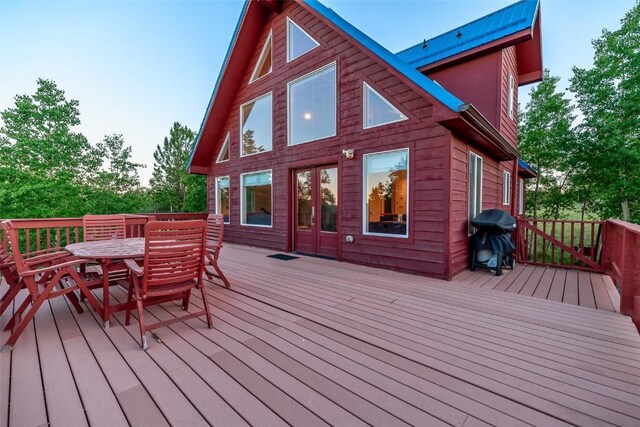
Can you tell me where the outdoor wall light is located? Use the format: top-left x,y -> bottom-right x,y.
343,149 -> 354,159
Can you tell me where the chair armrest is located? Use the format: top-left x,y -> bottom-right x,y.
22,258 -> 93,277
25,251 -> 74,267
124,258 -> 144,276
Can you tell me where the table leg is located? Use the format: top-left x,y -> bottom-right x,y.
101,260 -> 111,328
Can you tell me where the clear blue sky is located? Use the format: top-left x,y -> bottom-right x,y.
0,0 -> 634,185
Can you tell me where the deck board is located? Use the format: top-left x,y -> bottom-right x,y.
1,243 -> 639,427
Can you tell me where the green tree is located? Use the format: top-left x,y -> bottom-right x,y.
150,122 -> 206,212
0,78 -> 100,183
518,70 -> 576,219
570,1 -> 640,222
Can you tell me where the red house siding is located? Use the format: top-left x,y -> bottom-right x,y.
206,1 -> 452,277
498,46 -> 519,146
448,135 -> 512,277
426,53 -> 500,128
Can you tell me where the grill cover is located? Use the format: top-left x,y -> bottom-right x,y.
470,209 -> 516,234
471,232 -> 515,256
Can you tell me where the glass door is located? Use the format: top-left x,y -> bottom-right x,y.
293,166 -> 338,257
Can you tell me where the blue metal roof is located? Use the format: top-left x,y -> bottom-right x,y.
304,0 -> 464,112
518,158 -> 537,175
396,0 -> 539,69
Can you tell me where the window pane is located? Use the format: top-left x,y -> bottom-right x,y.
297,171 -> 312,230
288,65 -> 336,145
320,168 -> 338,232
365,150 -> 408,236
251,34 -> 272,82
288,19 -> 319,61
217,134 -> 229,162
216,177 -> 230,223
241,94 -> 272,156
242,171 -> 272,226
364,83 -> 407,128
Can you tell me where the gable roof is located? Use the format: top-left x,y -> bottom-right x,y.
303,0 -> 463,112
396,0 -> 539,70
187,0 -> 522,172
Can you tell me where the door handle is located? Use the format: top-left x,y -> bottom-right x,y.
311,206 -> 315,226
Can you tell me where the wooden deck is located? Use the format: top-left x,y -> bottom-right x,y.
2,243 -> 640,427
455,264 -> 621,312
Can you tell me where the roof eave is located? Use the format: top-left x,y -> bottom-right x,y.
416,28 -> 531,75
186,0 -> 252,173
440,104 -> 518,161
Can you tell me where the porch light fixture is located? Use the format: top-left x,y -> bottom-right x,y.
303,112 -> 312,120
343,149 -> 354,159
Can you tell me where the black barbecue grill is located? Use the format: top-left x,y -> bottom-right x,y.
469,209 -> 516,276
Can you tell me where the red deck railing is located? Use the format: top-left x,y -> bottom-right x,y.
600,220 -> 640,323
0,213 -> 208,255
516,218 -> 604,271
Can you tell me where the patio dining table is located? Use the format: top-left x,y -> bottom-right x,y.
65,237 -> 145,328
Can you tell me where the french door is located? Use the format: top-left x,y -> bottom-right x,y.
294,166 -> 339,258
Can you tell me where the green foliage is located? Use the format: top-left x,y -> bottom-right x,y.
0,79 -> 152,219
150,122 -> 206,212
519,2 -> 640,223
518,70 -> 576,219
569,1 -> 640,222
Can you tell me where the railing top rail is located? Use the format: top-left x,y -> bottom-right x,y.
606,219 -> 640,234
518,218 -> 604,225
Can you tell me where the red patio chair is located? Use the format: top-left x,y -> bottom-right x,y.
82,214 -> 129,294
1,220 -> 103,352
1,228 -> 76,320
203,214 -> 230,288
124,220 -> 212,350
83,214 -> 126,241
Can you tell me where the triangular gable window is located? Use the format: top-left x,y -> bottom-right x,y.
287,18 -> 319,62
363,82 -> 408,129
250,31 -> 272,83
216,133 -> 230,163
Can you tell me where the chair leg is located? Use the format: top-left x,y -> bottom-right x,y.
125,277 -> 134,326
65,291 -> 84,314
2,284 -> 56,352
136,298 -> 147,350
182,290 -> 191,310
0,283 -> 24,317
3,295 -> 32,332
199,285 -> 213,329
212,263 -> 230,288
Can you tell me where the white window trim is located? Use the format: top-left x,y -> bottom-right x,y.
286,61 -> 337,146
215,175 -> 230,224
240,169 -> 273,228
362,82 -> 408,130
240,92 -> 273,158
468,151 -> 483,235
286,17 -> 320,63
503,171 -> 511,205
518,178 -> 524,215
249,30 -> 272,84
508,72 -> 515,119
362,148 -> 410,239
216,133 -> 230,163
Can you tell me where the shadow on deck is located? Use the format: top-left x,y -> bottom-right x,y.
2,243 -> 640,426
454,264 -> 620,312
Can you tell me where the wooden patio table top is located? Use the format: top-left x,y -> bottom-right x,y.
65,237 -> 145,259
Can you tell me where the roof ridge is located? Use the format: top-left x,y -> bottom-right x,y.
396,0 -> 529,55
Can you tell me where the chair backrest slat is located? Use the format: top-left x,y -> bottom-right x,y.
83,215 -> 126,242
0,226 -> 20,286
1,221 -> 29,277
206,214 -> 225,248
143,220 -> 206,295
